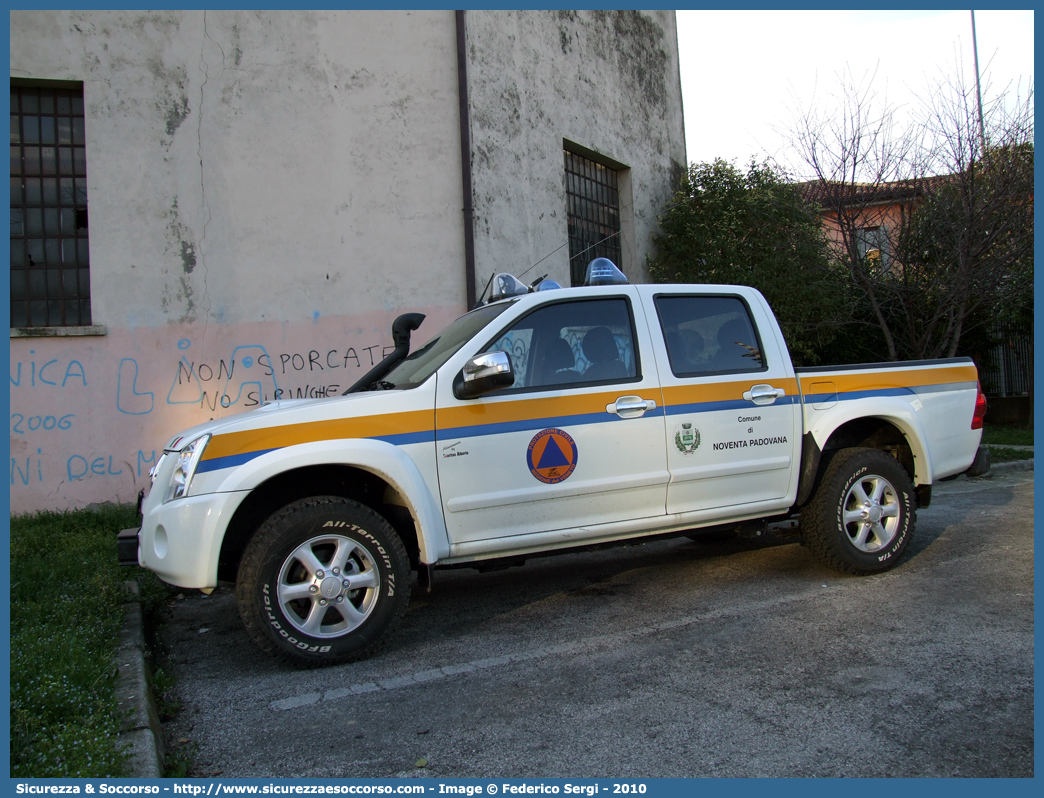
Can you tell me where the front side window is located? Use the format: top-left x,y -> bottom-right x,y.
485,298 -> 638,392
10,81 -> 91,328
654,295 -> 766,376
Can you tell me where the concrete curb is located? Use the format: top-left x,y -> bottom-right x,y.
116,581 -> 165,778
986,458 -> 1033,474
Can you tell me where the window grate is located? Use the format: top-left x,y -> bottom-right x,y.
10,82 -> 91,328
564,150 -> 621,287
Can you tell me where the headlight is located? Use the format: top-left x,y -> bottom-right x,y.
164,434 -> 210,502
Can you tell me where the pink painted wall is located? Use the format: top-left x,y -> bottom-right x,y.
9,306 -> 459,513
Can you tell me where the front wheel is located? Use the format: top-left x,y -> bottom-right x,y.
801,447 -> 916,575
236,496 -> 412,667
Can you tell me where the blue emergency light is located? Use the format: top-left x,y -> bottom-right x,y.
584,257 -> 627,286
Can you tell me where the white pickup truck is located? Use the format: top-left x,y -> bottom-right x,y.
121,260 -> 990,666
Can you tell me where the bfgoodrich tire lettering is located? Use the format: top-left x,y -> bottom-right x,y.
801,447 -> 916,575
236,496 -> 411,667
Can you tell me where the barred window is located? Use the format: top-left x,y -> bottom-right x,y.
10,81 -> 91,328
565,150 -> 622,287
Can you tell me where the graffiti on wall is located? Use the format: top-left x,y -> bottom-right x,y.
159,340 -> 397,411
10,310 -> 454,512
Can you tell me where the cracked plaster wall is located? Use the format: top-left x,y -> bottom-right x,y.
9,10 -> 466,511
11,9 -> 466,328
465,10 -> 686,285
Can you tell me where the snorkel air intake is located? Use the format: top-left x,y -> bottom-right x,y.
344,312 -> 426,394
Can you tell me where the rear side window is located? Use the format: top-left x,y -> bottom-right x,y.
485,298 -> 639,391
654,295 -> 766,376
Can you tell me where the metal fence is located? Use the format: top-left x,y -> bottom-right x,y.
978,324 -> 1033,397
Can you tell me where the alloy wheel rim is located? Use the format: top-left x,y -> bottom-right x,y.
276,534 -> 380,638
841,474 -> 900,552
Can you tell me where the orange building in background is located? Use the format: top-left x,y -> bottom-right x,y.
798,176 -> 1032,414
798,176 -> 952,273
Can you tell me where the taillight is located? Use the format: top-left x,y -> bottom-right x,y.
971,381 -> 987,430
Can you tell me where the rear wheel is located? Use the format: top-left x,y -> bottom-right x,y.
802,447 -> 916,575
236,496 -> 411,667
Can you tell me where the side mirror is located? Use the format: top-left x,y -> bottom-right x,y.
453,351 -> 514,399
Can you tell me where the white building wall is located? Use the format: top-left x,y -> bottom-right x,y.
9,10 -> 686,513
10,10 -> 467,512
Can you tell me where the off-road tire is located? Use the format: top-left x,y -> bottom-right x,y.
801,447 -> 916,575
236,496 -> 411,667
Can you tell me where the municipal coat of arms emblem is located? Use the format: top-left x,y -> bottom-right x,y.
674,422 -> 701,455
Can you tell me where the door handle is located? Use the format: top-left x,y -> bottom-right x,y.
743,384 -> 785,405
606,396 -> 657,418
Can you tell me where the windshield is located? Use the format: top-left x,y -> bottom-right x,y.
381,301 -> 515,389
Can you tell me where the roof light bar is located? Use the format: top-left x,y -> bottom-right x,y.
584,257 -> 627,286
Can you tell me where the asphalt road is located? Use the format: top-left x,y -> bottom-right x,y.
160,469 -> 1034,778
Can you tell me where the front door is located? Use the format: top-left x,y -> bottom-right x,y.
435,292 -> 669,544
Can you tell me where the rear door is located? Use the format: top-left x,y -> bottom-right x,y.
434,289 -> 669,544
637,286 -> 801,516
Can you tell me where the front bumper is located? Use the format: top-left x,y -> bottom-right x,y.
133,489 -> 250,589
117,527 -> 140,566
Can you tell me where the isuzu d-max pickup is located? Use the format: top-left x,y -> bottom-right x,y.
121,260 -> 990,666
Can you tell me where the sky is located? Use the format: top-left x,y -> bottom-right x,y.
676,9 -> 1035,178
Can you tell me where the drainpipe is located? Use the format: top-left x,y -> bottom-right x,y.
456,9 -> 477,308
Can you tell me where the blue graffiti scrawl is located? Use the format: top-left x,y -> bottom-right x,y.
167,342 -> 279,411
11,352 -> 87,388
117,358 -> 155,414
